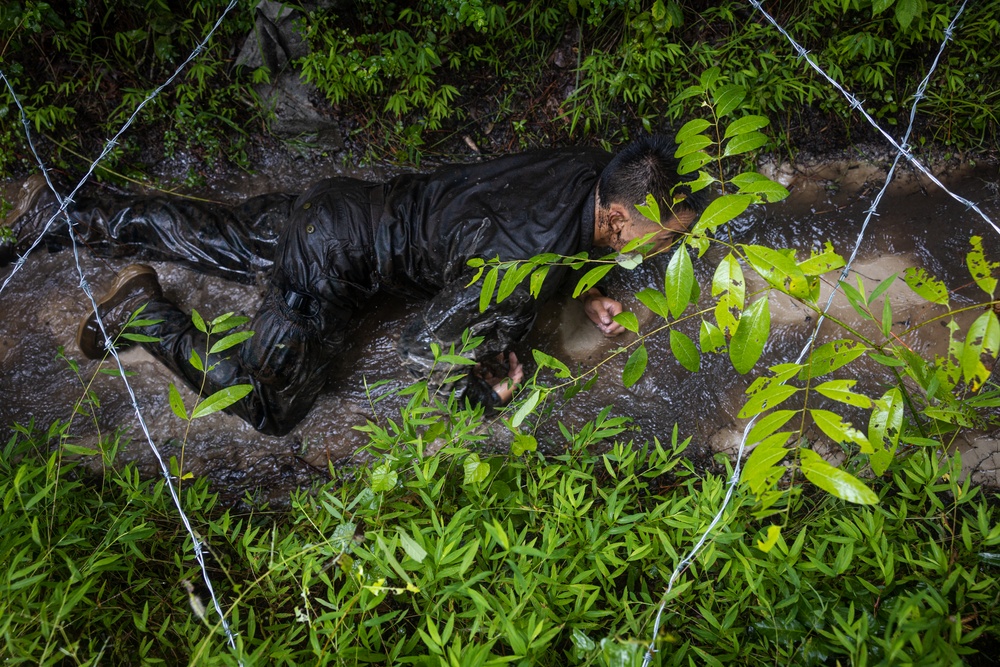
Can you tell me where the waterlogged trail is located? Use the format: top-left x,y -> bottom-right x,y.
2,157 -> 999,501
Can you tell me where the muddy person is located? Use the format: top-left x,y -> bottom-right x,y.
1,136 -> 701,436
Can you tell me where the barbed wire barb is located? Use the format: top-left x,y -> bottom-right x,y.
642,1 -> 971,663
1,0 -> 243,660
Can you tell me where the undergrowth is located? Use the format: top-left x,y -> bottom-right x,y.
2,403 -> 998,665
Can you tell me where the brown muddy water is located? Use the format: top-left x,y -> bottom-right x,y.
2,156 -> 1000,503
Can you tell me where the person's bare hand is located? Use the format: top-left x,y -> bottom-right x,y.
582,289 -> 625,337
479,351 -> 523,404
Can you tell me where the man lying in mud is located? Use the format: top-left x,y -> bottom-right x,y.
1,136 -> 701,436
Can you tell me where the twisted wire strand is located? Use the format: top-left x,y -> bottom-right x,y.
1,0 -> 243,657
642,1 -> 971,663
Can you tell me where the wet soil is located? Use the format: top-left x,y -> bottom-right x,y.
2,153 -> 1000,503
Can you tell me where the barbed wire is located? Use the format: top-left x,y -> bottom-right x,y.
641,0 -> 972,664
0,0 -> 243,659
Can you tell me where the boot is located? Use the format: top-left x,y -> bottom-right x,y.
0,173 -> 61,267
77,264 -> 163,359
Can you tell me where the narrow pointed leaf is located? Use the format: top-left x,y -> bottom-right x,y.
168,383 -> 188,421
573,264 -> 615,298
664,246 -> 694,318
210,331 -> 254,354
623,344 -> 648,388
479,266 -> 499,312
191,384 -> 254,419
742,431 -> 792,496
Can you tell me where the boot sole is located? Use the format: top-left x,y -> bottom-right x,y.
77,264 -> 160,359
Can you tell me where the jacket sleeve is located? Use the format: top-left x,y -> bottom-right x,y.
396,268 -> 538,409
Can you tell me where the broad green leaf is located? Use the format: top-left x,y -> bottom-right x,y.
894,0 -> 921,30
868,388 -> 903,468
512,433 -> 538,456
188,349 -> 205,373
529,266 -> 549,298
479,266 -> 499,313
615,252 -> 643,270
636,288 -> 671,320
573,264 -> 615,298
700,319 -> 726,354
815,380 -> 872,409
903,266 -> 948,306
699,67 -> 720,88
463,453 -> 491,485
397,528 -> 427,563
511,389 -> 542,428
799,449 -> 879,505
191,384 -> 254,419
191,308 -> 207,334
713,84 -> 746,117
724,115 -> 770,139
674,84 -> 705,105
961,310 -> 1000,390
674,134 -> 714,158
623,344 -> 648,388
371,463 -> 398,492
756,525 -> 782,553
798,242 -> 846,276
738,384 -> 799,419
686,170 -> 717,193
723,131 -> 768,157
664,246 -> 694,318
967,235 -> 998,297
210,312 -> 248,333
743,245 -> 810,298
810,409 -> 871,449
799,339 -> 868,380
209,330 -> 253,354
712,252 -> 746,300
747,409 -> 798,444
613,311 -> 639,334
734,178 -> 789,203
168,382 -> 188,421
691,194 -> 754,237
670,330 -> 700,372
934,319 -> 963,390
730,297 -> 770,374
742,431 -> 792,496
676,118 -> 712,142
532,349 -> 571,378
678,151 -> 713,175
872,0 -> 894,14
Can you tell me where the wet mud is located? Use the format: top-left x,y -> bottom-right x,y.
2,156 -> 1000,502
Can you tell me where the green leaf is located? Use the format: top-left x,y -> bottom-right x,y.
371,463 -> 398,492
713,253 -> 745,336
730,297 -> 770,374
678,151 -> 713,175
664,246 -> 694,318
742,431 -> 792,496
756,525 -> 782,553
623,344 -> 648,388
614,253 -> 643,270
723,131 -> 768,157
967,235 -> 998,297
463,453 -> 491,485
738,384 -> 799,419
799,340 -> 868,380
962,310 -> 1000,390
799,449 -> 879,505
868,388 -> 903,469
699,67 -> 719,88
674,134 -> 714,158
903,266 -> 948,306
869,352 -> 905,367
191,308 -> 207,334
691,194 -> 754,237
798,242 -> 846,276
747,409 -> 798,444
168,383 -> 188,421
497,263 -> 533,303
636,288 -> 671,320
479,266 -> 499,313
210,312 -> 248,334
573,264 -> 615,298
512,433 -> 538,456
724,115 -> 770,139
397,528 -> 427,563
188,349 -> 204,373
881,294 -> 893,337
613,311 -> 639,334
815,379 -> 872,408
676,118 -> 712,142
713,84 -> 746,117
191,384 -> 253,419
532,349 -> 571,378
869,273 -> 898,304
894,0 -> 921,30
700,319 -> 726,354
810,409 -> 871,449
209,330 -> 253,354
511,389 -> 541,429
686,170 -> 717,194
621,230 -> 659,254
120,333 -> 160,343
743,245 -> 810,299
670,330 -> 700,372
529,266 -> 550,298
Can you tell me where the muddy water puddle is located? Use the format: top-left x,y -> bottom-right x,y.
2,158 -> 1000,502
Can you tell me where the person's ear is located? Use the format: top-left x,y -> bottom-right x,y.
608,203 -> 631,230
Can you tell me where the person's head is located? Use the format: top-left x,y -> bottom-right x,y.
595,135 -> 703,251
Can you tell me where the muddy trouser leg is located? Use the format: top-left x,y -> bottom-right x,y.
137,285 -> 349,436
68,193 -> 297,283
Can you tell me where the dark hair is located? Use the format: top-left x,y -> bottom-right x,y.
597,135 -> 704,218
